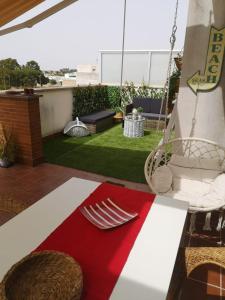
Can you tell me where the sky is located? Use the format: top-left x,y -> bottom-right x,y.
0,0 -> 189,70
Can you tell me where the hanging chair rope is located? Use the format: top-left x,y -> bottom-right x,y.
157,0 -> 179,135
120,0 -> 127,113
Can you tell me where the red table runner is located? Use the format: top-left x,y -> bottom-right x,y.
35,183 -> 155,300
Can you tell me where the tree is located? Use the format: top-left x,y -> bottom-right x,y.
0,58 -> 50,89
20,66 -> 38,87
49,79 -> 57,85
0,58 -> 49,89
0,58 -> 20,71
0,58 -> 21,89
25,60 -> 40,71
24,60 -> 49,86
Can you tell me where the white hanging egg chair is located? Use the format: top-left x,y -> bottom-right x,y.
64,117 -> 90,137
144,137 -> 225,213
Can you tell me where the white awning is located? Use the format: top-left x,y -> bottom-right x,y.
0,0 -> 78,36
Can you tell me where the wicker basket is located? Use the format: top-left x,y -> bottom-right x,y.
124,115 -> 145,138
0,251 -> 83,300
185,247 -> 225,277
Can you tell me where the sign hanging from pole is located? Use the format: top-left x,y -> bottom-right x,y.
187,26 -> 225,94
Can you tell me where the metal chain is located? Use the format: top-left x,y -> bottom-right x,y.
157,0 -> 179,134
120,0 -> 127,115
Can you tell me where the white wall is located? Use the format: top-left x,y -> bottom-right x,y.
38,87 -> 74,137
100,50 -> 180,86
76,72 -> 99,85
175,0 -> 225,146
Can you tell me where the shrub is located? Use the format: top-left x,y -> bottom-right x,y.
72,84 -> 164,118
107,86 -> 121,108
73,85 -> 109,118
121,82 -> 164,109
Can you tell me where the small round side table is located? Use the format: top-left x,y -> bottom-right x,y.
123,115 -> 145,138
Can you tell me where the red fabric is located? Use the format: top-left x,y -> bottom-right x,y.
35,183 -> 155,300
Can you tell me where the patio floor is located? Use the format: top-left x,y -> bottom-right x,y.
0,163 -> 149,226
0,163 -> 224,299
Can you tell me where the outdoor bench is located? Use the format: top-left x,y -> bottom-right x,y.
126,97 -> 167,129
79,110 -> 116,133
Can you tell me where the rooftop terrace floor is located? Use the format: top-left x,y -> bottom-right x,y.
0,163 -> 224,299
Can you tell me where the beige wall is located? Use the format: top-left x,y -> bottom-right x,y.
38,87 -> 74,137
176,0 -> 225,146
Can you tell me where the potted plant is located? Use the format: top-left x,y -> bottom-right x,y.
114,107 -> 124,124
0,124 -> 16,168
115,107 -> 123,118
168,69 -> 181,111
174,53 -> 183,71
137,107 -> 144,118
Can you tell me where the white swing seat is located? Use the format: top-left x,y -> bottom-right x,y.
144,138 -> 225,212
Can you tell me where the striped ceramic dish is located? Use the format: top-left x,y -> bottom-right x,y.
80,198 -> 138,230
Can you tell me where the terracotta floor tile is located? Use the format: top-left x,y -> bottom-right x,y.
189,264 -> 221,288
180,278 -> 223,300
220,268 -> 225,291
0,211 -> 17,226
0,163 -> 150,227
2,162 -> 225,300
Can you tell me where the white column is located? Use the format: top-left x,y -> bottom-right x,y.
175,0 -> 225,146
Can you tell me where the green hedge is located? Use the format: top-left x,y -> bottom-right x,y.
73,85 -> 122,118
73,84 -> 164,118
107,86 -> 121,108
73,85 -> 109,118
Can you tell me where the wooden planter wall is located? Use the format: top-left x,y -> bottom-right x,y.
0,93 -> 44,166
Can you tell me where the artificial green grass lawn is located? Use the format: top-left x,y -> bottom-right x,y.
44,125 -> 163,183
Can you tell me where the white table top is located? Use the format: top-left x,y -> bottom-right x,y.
0,178 -> 188,300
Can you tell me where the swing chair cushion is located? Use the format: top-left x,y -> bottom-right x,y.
151,165 -> 173,193
145,138 -> 225,211
165,155 -> 224,209
165,175 -> 225,209
167,154 -> 222,182
152,154 -> 225,210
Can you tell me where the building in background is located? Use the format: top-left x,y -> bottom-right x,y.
44,72 -> 76,87
62,72 -> 76,86
76,64 -> 99,85
99,50 -> 180,87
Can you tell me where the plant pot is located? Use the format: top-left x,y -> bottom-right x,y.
113,112 -> 123,124
115,112 -> 123,118
24,88 -> 34,95
175,78 -> 180,93
174,57 -> 182,71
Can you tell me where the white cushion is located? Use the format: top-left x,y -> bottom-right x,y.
172,177 -> 210,196
169,154 -> 222,170
168,165 -> 221,182
165,174 -> 225,209
154,155 -> 225,209
152,165 -> 172,193
168,154 -> 221,182
210,173 -> 225,199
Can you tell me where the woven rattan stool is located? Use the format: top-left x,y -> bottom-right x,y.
167,247 -> 225,300
185,247 -> 225,276
0,251 -> 83,300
